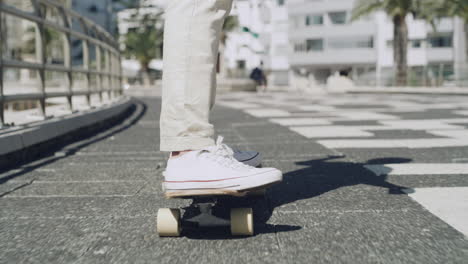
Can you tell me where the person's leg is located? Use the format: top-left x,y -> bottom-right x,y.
159,0 -> 282,192
160,0 -> 233,152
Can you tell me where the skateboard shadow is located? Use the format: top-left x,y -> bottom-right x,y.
182,196 -> 302,240
256,156 -> 413,230
181,156 -> 412,239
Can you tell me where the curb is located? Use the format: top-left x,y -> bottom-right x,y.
348,87 -> 468,96
0,97 -> 135,170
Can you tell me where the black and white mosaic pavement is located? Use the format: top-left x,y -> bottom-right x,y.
1,93 -> 467,263
219,92 -> 468,241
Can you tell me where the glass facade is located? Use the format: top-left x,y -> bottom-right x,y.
305,15 -> 323,26
428,33 -> 453,48
328,11 -> 347,24
306,39 -> 324,51
328,36 -> 373,49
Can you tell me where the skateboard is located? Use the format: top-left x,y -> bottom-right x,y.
157,188 -> 267,237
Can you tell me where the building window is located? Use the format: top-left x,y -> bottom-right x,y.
411,39 -> 423,48
306,39 -> 323,51
277,0 -> 285,6
386,40 -> 393,48
305,14 -> 323,26
294,42 -> 306,52
328,36 -> 373,49
428,33 -> 452,48
88,4 -> 98,13
329,11 -> 347,24
236,60 -> 246,69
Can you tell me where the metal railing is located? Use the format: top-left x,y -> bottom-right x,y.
0,0 -> 123,127
354,65 -> 468,87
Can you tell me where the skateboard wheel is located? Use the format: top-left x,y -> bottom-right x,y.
157,208 -> 181,237
248,189 -> 266,197
230,208 -> 254,236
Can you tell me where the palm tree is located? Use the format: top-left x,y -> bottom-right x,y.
221,15 -> 239,45
123,12 -> 164,85
351,0 -> 425,86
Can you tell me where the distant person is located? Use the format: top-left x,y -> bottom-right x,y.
159,0 -> 282,193
250,62 -> 268,92
339,69 -> 350,78
326,70 -> 354,92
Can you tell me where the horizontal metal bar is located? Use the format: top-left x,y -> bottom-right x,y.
3,59 -> 120,77
3,59 -> 43,70
0,89 -> 121,103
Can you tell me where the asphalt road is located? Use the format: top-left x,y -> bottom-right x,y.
1,92 -> 468,263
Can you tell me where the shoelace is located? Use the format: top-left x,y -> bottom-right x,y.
198,136 -> 252,170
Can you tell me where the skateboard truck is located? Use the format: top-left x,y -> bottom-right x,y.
157,196 -> 254,237
184,199 -> 230,228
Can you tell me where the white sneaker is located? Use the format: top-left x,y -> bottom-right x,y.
206,137 -> 262,167
163,137 -> 282,192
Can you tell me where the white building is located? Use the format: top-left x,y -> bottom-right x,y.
258,0 -> 290,86
287,0 -> 467,87
223,0 -> 265,79
223,0 -> 290,87
71,0 -> 118,36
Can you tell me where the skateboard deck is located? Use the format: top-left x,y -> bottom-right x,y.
165,188 -> 249,198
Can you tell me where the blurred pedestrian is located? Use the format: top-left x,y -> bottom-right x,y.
250,61 -> 268,92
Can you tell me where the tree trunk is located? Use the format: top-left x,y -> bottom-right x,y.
465,22 -> 468,64
141,62 -> 151,87
393,14 -> 408,86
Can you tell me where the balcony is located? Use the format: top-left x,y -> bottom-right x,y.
427,48 -> 453,62
289,22 -> 376,40
289,49 -> 377,67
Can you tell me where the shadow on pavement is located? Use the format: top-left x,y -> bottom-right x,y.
184,156 -> 413,239
260,156 -> 413,232
0,100 -> 147,196
269,156 -> 413,208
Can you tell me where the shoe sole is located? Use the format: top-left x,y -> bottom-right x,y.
164,169 -> 282,192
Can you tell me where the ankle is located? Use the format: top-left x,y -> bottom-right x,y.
170,150 -> 193,159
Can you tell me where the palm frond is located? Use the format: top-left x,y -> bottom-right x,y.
351,0 -> 384,21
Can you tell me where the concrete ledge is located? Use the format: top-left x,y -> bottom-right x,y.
348,87 -> 468,95
0,97 -> 135,169
218,78 -> 257,92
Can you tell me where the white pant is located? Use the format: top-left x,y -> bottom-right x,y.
160,0 -> 233,151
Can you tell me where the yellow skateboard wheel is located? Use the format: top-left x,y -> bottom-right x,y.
157,208 -> 181,237
230,208 -> 254,236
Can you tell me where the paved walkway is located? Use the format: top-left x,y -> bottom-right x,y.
1,92 -> 468,263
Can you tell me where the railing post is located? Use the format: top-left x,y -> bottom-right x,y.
109,54 -> 114,99
106,50 -> 111,99
32,0 -> 47,119
0,4 -> 4,127
59,5 -> 73,112
81,19 -> 91,107
118,54 -> 122,96
112,54 -> 116,98
96,44 -> 102,103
